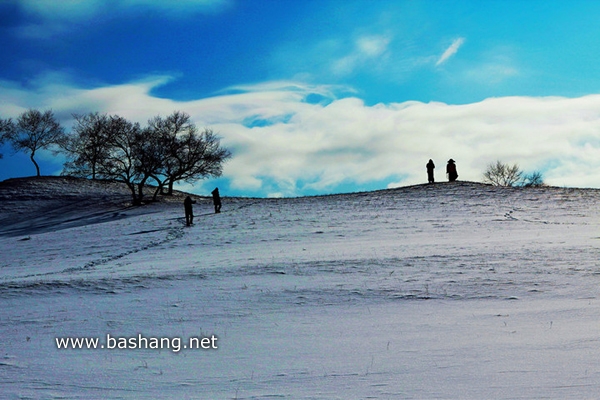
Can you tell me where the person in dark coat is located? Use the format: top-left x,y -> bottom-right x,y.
446,159 -> 458,182
426,159 -> 435,183
184,196 -> 196,226
211,187 -> 221,214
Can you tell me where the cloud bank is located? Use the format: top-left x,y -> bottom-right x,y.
2,74 -> 600,196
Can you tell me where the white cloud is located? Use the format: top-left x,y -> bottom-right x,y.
463,51 -> 519,84
332,35 -> 391,76
357,35 -> 391,58
436,37 -> 465,66
3,74 -> 600,196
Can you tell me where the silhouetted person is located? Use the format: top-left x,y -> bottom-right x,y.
184,196 -> 196,226
211,187 -> 221,214
446,159 -> 458,182
426,159 -> 435,183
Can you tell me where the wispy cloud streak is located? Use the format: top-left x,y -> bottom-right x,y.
332,35 -> 391,76
436,37 -> 465,66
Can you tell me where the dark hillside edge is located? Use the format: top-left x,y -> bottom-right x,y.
0,176 -> 194,238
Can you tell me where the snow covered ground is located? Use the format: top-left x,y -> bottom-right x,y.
1,177 -> 600,399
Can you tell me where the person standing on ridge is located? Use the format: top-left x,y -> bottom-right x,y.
184,196 -> 196,226
446,159 -> 458,182
211,187 -> 221,214
426,159 -> 435,183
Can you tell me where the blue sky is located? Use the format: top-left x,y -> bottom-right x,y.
2,0 -> 600,197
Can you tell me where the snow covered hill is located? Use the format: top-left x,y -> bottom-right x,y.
1,177 -> 600,398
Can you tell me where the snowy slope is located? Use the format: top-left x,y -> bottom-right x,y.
1,178 -> 600,399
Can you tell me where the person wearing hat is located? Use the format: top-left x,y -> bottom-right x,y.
446,159 -> 458,182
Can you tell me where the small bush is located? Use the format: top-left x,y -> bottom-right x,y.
483,160 -> 523,187
522,171 -> 544,187
483,160 -> 544,187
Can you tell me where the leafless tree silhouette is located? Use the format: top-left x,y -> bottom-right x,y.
2,109 -> 66,176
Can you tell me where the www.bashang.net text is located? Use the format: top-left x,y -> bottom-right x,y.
55,333 -> 218,353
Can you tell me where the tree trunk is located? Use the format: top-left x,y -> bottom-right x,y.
30,153 -> 40,177
137,182 -> 145,204
152,185 -> 161,201
126,183 -> 140,206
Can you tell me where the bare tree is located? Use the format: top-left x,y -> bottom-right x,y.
146,111 -> 193,197
60,112 -> 112,179
483,160 -> 523,187
58,111 -> 231,205
93,115 -> 148,205
147,111 -> 232,199
3,109 -> 66,176
88,115 -> 165,205
133,125 -> 165,203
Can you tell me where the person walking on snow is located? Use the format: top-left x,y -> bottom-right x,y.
184,196 -> 196,226
211,188 -> 221,214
